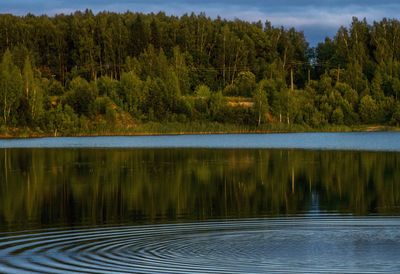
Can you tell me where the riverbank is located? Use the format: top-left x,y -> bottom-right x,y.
0,122 -> 399,139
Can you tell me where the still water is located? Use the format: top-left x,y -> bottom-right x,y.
1,132 -> 400,151
1,133 -> 400,273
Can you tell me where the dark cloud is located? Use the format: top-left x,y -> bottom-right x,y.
1,0 -> 399,45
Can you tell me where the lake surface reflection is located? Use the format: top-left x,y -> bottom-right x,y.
1,147 -> 400,273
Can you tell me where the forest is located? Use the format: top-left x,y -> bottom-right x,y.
0,10 -> 399,135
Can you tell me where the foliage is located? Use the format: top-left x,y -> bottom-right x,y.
64,77 -> 97,117
0,12 -> 399,134
252,79 -> 269,126
224,71 -> 256,97
359,95 -> 379,124
0,50 -> 23,125
194,84 -> 211,98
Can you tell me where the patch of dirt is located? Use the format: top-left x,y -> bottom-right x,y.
227,101 -> 253,108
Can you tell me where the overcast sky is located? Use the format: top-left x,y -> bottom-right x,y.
1,0 -> 399,45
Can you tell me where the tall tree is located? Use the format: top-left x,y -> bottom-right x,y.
253,79 -> 269,126
131,15 -> 149,56
172,46 -> 190,94
0,50 -> 23,125
150,18 -> 161,49
23,56 -> 43,122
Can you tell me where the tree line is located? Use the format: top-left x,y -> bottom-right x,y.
0,11 -> 399,134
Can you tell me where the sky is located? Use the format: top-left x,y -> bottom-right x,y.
1,0 -> 399,45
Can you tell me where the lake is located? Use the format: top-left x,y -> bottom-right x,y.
1,133 -> 400,273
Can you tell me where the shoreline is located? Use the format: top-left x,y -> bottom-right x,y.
0,124 -> 398,139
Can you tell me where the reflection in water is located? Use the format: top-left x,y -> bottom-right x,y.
1,148 -> 400,273
0,149 -> 399,230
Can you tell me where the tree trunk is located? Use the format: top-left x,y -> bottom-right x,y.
290,67 -> 294,91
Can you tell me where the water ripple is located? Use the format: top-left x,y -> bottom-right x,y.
1,217 -> 400,273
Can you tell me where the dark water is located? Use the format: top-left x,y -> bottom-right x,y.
1,135 -> 400,273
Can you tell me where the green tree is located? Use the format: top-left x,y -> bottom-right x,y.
253,79 -> 269,126
331,107 -> 344,125
150,18 -> 161,49
96,76 -> 121,107
223,71 -> 256,97
172,46 -> 190,95
0,50 -> 23,125
70,10 -> 100,80
64,77 -> 97,117
359,95 -> 379,123
118,71 -> 144,115
234,71 -> 256,97
143,77 -> 175,120
131,15 -> 149,56
194,84 -> 211,98
391,103 -> 400,126
209,91 -> 225,119
44,104 -> 79,136
23,56 -> 44,122
97,76 -> 118,97
371,71 -> 384,100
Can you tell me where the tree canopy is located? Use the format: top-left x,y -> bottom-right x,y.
0,12 -> 399,133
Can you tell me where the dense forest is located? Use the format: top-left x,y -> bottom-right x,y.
0,11 -> 399,135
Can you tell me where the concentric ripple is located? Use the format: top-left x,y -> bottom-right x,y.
1,217 -> 400,273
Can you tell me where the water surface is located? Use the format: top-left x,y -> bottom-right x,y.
1,132 -> 399,151
1,217 -> 399,273
1,135 -> 400,273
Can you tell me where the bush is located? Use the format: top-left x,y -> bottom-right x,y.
359,95 -> 379,124
331,107 -> 344,125
64,77 -> 97,117
97,76 -> 118,97
47,79 -> 65,96
194,84 -> 211,98
391,103 -> 400,126
105,105 -> 116,124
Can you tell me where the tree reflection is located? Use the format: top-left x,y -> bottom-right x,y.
0,149 -> 399,230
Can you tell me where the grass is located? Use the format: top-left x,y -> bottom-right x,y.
1,122 -> 398,139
